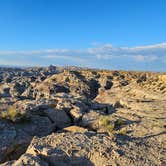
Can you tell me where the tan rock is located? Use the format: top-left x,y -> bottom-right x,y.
70,106 -> 83,122
63,126 -> 88,133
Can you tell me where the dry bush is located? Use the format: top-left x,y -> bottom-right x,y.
0,106 -> 29,122
99,116 -> 127,135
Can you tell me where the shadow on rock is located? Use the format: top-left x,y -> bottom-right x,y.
41,154 -> 95,166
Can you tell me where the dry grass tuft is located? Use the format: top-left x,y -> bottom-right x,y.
0,106 -> 30,122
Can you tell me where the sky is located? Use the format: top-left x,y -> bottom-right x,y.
0,0 -> 166,71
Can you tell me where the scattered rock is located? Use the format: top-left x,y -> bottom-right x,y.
0,67 -> 165,165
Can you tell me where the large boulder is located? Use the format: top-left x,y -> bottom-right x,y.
3,132 -> 114,166
42,108 -> 71,128
0,115 -> 54,163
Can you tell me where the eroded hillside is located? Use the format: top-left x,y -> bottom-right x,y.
0,66 -> 165,166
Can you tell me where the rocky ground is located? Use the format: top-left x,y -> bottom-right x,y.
0,66 -> 165,166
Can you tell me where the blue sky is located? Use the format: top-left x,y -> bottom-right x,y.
0,0 -> 166,71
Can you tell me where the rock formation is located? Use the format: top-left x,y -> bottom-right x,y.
0,66 -> 165,165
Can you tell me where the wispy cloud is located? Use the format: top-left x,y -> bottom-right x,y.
133,55 -> 158,62
0,43 -> 166,71
43,54 -> 85,62
0,49 -> 69,56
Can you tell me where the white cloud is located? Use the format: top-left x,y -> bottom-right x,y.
0,43 -> 166,61
0,49 -> 69,56
43,54 -> 85,62
96,54 -> 114,60
0,59 -> 37,67
0,43 -> 166,71
128,43 -> 166,50
88,43 -> 166,62
133,55 -> 158,62
133,55 -> 146,61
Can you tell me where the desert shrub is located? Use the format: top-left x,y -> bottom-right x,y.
99,116 -> 115,133
99,117 -> 110,127
117,128 -> 127,135
1,106 -> 18,120
0,106 -> 29,122
106,124 -> 115,133
99,116 -> 127,135
114,118 -> 126,129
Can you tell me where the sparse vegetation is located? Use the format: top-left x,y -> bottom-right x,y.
117,128 -> 127,135
0,106 -> 29,122
106,124 -> 115,133
99,116 -> 110,127
115,118 -> 126,128
99,116 -> 127,135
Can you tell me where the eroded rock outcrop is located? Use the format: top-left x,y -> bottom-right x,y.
2,132 -> 165,166
0,66 -> 165,165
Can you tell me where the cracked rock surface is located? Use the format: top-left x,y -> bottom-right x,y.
0,66 -> 166,165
